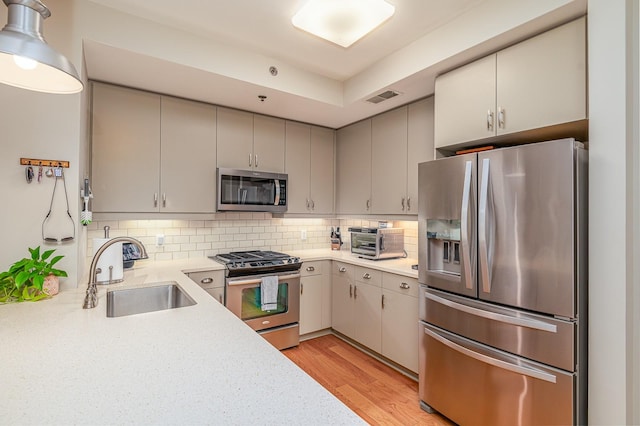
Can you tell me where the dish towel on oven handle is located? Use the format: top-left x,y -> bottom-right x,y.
261,276 -> 279,311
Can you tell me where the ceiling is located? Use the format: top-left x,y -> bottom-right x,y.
83,0 -> 585,129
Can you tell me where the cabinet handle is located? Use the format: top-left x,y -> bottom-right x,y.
401,197 -> 405,211
306,199 -> 310,210
255,154 -> 258,168
362,273 -> 371,280
407,197 -> 411,211
154,193 -> 158,207
399,282 -> 410,290
162,193 -> 166,207
366,199 -> 371,210
300,283 -> 304,295
354,285 -> 357,299
487,109 -> 494,131
200,277 -> 213,284
498,107 -> 505,129
249,153 -> 252,167
311,199 -> 315,210
339,267 -> 347,273
382,294 -> 385,309
349,284 -> 352,297
306,266 -> 315,272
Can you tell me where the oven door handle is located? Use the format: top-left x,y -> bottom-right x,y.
227,273 -> 301,286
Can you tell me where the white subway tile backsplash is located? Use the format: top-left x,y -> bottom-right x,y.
86,213 -> 418,261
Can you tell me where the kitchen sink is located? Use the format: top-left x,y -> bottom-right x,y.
106,282 -> 196,318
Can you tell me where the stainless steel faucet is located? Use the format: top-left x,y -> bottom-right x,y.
82,237 -> 148,309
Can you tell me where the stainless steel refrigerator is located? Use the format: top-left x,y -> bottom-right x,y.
417,138 -> 587,426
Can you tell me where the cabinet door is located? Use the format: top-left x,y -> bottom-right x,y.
496,17 -> 586,135
331,272 -> 355,338
160,97 -> 217,213
354,282 -> 382,353
91,83 -> 160,212
434,55 -> 497,148
336,119 -> 372,214
382,289 -> 419,372
407,97 -> 434,213
309,126 -> 335,214
217,107 -> 254,170
320,262 -> 332,329
300,274 -> 323,335
371,106 -> 408,214
253,115 -> 285,172
285,121 -> 311,213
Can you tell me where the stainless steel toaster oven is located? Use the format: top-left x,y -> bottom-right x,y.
348,227 -> 404,260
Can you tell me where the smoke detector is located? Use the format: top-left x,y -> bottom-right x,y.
366,90 -> 400,104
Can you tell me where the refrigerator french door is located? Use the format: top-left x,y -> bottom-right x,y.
418,138 -> 587,426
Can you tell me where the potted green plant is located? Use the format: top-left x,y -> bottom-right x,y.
0,246 -> 68,303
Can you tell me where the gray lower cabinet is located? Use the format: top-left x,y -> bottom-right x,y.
186,270 -> 225,304
91,82 -> 217,213
331,261 -> 418,373
299,261 -> 331,335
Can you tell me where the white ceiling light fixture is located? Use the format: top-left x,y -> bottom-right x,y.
0,0 -> 83,94
291,0 -> 395,48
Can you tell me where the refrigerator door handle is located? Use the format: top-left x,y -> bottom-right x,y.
423,326 -> 557,384
460,160 -> 473,290
424,291 -> 558,333
478,157 -> 491,293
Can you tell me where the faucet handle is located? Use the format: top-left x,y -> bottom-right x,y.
82,284 -> 98,309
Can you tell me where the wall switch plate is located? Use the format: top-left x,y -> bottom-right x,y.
300,229 -> 307,241
156,234 -> 165,246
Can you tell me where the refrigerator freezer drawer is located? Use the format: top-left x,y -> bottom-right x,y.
419,322 -> 575,426
421,287 -> 575,371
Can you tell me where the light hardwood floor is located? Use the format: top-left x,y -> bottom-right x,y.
283,334 -> 454,426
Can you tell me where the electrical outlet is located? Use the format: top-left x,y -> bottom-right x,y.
300,229 -> 307,241
156,234 -> 165,246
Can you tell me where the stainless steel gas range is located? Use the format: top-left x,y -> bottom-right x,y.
212,250 -> 302,350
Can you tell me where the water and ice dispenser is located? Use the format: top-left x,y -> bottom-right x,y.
426,219 -> 461,276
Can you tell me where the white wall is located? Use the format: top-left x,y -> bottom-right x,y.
588,1 -> 640,424
0,0 -> 86,290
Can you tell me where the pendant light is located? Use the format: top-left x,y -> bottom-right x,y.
0,0 -> 82,94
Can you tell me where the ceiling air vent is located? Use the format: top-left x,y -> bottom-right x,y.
366,90 -> 400,104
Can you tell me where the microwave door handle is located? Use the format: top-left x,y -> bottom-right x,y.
460,160 -> 474,290
379,234 -> 385,251
479,158 -> 491,293
274,179 -> 280,206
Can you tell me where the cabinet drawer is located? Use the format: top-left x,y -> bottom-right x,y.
355,266 -> 382,287
332,261 -> 355,281
382,273 -> 419,298
187,270 -> 224,290
301,261 -> 323,277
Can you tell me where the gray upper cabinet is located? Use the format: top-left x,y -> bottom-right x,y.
92,83 -> 160,213
253,114 -> 285,173
160,97 -> 217,213
407,97 -> 435,213
217,108 -> 285,173
285,122 -> 335,214
91,83 -> 216,213
336,119 -> 372,214
371,106 -> 408,215
435,17 -> 586,149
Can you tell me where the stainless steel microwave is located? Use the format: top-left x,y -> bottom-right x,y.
217,168 -> 288,212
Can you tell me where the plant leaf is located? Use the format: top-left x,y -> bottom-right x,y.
41,249 -> 55,261
15,271 -> 30,287
49,255 -> 64,267
29,246 -> 40,261
32,275 -> 44,291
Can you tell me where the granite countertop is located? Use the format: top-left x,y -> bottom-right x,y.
0,256 -> 363,425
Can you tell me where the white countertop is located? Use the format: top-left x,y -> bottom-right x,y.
0,249 -> 415,425
0,255 -> 365,425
